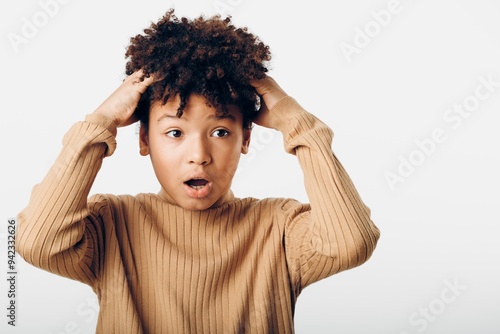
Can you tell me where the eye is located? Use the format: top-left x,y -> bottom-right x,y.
211,129 -> 229,138
166,129 -> 183,138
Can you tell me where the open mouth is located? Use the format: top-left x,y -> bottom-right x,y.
184,178 -> 209,190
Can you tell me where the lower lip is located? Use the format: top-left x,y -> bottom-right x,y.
183,182 -> 212,199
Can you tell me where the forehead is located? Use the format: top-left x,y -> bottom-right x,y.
150,94 -> 242,124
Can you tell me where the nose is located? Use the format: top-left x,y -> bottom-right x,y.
187,135 -> 211,165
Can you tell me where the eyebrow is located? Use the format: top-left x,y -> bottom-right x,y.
156,114 -> 178,122
157,113 -> 236,123
210,114 -> 237,122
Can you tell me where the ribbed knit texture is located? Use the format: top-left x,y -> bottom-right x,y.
17,96 -> 380,333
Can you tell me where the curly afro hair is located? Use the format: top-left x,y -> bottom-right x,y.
125,9 -> 271,130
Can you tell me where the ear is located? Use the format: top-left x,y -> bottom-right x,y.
241,128 -> 252,154
139,123 -> 150,156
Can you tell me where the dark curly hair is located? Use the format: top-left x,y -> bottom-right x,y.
125,9 -> 271,130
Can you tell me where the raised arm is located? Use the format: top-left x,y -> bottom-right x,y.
16,71 -> 154,285
251,76 -> 380,289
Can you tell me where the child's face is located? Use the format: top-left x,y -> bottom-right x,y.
139,94 -> 251,211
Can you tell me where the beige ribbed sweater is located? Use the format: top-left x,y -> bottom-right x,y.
17,96 -> 380,333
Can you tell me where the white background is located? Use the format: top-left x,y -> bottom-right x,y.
1,0 -> 499,333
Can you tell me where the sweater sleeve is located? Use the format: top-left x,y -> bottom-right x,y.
16,113 -> 118,286
271,97 -> 380,290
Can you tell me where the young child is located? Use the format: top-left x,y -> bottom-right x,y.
17,9 -> 380,334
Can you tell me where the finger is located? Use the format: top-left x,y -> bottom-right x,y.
127,71 -> 155,93
137,74 -> 156,88
124,69 -> 155,85
249,76 -> 267,90
124,69 -> 145,83
250,75 -> 279,97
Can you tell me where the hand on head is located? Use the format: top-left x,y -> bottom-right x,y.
93,70 -> 155,127
250,75 -> 288,129
93,71 -> 287,131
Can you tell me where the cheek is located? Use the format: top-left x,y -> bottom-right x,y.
148,138 -> 180,168
213,143 -> 243,171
